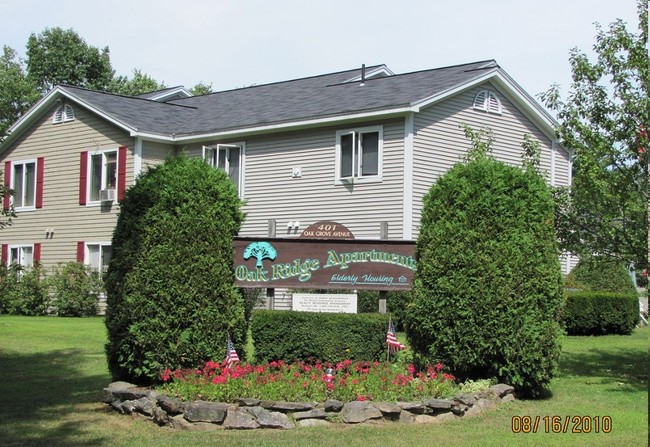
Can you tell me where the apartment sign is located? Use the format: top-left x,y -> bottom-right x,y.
234,237 -> 416,291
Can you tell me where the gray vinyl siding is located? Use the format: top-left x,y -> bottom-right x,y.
411,82 -> 567,238
0,104 -> 134,270
185,120 -> 406,240
142,141 -> 176,169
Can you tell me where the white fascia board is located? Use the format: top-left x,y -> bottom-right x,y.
60,90 -> 139,135
411,70 -> 559,139
1,87 -> 139,154
147,86 -> 192,101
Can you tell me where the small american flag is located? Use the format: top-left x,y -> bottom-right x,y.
225,336 -> 240,366
386,318 -> 407,352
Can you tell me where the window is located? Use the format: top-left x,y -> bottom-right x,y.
9,245 -> 33,268
473,90 -> 502,114
86,243 -> 112,273
335,126 -> 383,184
53,104 -> 75,123
203,143 -> 244,196
11,160 -> 36,209
80,147 -> 126,206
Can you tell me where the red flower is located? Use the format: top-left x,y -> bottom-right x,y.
160,369 -> 172,382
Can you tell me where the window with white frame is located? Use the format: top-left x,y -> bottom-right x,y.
203,143 -> 244,196
9,245 -> 33,268
11,160 -> 36,210
473,90 -> 502,114
53,104 -> 75,124
88,150 -> 117,203
335,126 -> 383,183
86,243 -> 112,273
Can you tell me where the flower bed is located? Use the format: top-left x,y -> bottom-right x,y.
103,359 -> 516,430
160,359 -> 458,403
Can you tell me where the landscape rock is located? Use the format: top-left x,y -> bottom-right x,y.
342,401 -> 383,423
491,383 -> 515,398
184,401 -> 230,423
223,407 -> 260,429
293,408 -> 327,420
297,418 -> 331,427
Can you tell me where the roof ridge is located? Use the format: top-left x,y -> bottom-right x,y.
168,65 -> 388,100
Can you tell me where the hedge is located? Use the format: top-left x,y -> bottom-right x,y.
562,291 -> 639,335
251,310 -> 389,363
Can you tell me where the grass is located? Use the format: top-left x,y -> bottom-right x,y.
0,316 -> 647,447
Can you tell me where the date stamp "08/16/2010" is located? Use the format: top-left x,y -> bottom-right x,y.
511,415 -> 612,434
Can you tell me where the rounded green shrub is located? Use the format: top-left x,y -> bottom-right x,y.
566,256 -> 637,294
405,156 -> 563,397
1,264 -> 48,315
104,155 -> 246,384
48,262 -> 102,317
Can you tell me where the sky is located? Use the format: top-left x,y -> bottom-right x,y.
1,0 -> 644,102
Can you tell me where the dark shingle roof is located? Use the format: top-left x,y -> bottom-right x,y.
59,60 -> 502,139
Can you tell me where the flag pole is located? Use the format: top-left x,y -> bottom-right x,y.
386,315 -> 391,363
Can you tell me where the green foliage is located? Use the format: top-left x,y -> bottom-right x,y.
562,291 -> 639,335
541,1 -> 649,273
0,46 -> 39,140
357,290 -> 411,331
47,262 -> 102,317
109,69 -> 166,96
252,310 -> 389,364
0,172 -> 17,229
566,256 -> 637,294
26,27 -> 115,94
405,154 -> 563,397
0,264 -> 48,315
104,155 -> 245,384
189,81 -> 213,96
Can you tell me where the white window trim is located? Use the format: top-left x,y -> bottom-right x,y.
473,89 -> 502,115
86,147 -> 119,206
7,244 -> 34,268
10,158 -> 37,212
84,242 -> 112,272
53,104 -> 75,124
335,125 -> 383,185
202,142 -> 246,198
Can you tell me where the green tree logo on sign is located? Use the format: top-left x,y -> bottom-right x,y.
243,242 -> 277,269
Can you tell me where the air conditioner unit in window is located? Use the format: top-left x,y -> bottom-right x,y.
99,189 -> 116,202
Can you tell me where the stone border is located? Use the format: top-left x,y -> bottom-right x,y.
103,381 -> 515,430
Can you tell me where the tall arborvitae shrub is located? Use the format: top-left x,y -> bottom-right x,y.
405,155 -> 563,397
104,155 -> 245,384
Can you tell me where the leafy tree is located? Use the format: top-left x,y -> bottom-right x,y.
104,155 -> 246,384
189,81 -> 213,96
109,69 -> 167,96
540,1 -> 649,274
0,46 -> 39,139
405,127 -> 563,397
26,27 -> 115,94
0,173 -> 16,230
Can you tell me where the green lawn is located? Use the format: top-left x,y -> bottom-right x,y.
0,316 -> 646,447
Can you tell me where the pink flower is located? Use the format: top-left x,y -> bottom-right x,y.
160,369 -> 172,382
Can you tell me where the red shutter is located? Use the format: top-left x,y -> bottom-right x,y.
79,152 -> 88,205
1,244 -> 7,264
36,157 -> 44,209
76,241 -> 85,262
3,160 -> 11,210
117,146 -> 127,201
33,243 -> 41,264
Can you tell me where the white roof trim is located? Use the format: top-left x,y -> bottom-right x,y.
410,69 -> 558,138
145,86 -> 192,101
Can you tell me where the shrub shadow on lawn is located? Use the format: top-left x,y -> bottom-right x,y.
0,348 -> 111,447
558,346 -> 648,392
